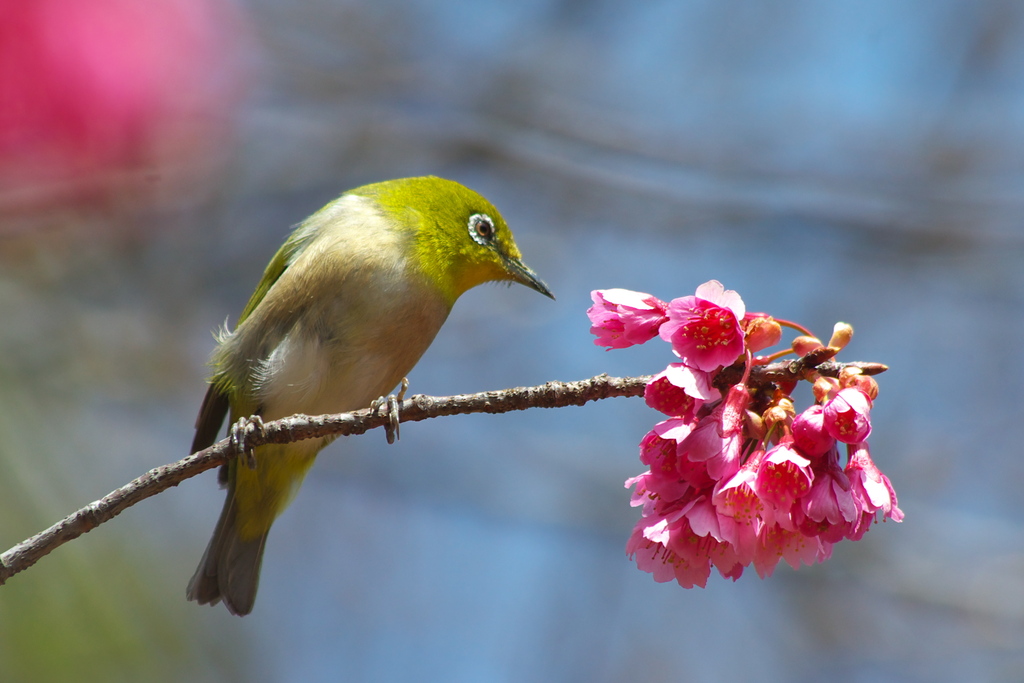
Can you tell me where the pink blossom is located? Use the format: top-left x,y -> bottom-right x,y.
753,524 -> 831,578
676,496 -> 748,586
644,373 -> 694,418
791,404 -> 833,456
639,420 -> 709,492
685,495 -> 724,541
845,443 -> 903,539
823,388 -> 873,444
625,471 -> 655,511
716,560 -> 746,582
588,289 -> 669,349
644,363 -> 715,419
712,449 -> 766,564
796,448 -> 858,542
847,443 -> 902,520
679,416 -> 743,483
611,280 -> 897,589
625,471 -> 676,519
659,280 -> 746,371
627,504 -> 716,589
662,362 -> 718,400
754,443 -> 814,519
639,422 -> 688,475
625,485 -> 755,588
678,385 -> 749,481
627,519 -> 685,584
713,453 -> 764,528
719,384 -> 750,435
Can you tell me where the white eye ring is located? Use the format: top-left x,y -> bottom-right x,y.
468,213 -> 495,246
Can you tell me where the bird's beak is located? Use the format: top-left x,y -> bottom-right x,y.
503,254 -> 555,300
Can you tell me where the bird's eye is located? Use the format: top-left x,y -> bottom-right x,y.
468,213 -> 495,246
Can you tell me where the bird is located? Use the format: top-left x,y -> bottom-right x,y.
186,176 -> 553,615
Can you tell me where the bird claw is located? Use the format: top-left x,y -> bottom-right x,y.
371,377 -> 409,445
229,415 -> 265,469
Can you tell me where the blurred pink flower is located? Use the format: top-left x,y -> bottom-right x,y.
0,0 -> 249,200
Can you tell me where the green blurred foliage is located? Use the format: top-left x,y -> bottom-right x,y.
0,235 -> 246,683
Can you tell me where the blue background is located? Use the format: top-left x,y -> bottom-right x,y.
2,1 -> 1024,681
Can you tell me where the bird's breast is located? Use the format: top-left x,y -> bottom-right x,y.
252,273 -> 451,422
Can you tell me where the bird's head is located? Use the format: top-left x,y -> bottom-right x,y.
354,176 -> 554,305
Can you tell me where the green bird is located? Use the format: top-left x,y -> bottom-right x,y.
186,176 -> 553,615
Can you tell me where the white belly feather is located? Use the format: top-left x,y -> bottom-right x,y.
253,326 -> 427,422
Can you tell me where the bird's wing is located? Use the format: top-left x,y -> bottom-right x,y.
191,223 -> 321,454
237,225 -> 317,326
191,384 -> 231,454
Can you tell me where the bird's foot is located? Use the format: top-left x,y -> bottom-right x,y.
229,415 -> 265,469
370,377 -> 409,445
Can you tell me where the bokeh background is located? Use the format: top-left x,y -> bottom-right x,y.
2,1 -> 1023,681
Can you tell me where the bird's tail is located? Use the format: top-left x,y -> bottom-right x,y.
186,476 -> 269,617
187,440 -> 319,615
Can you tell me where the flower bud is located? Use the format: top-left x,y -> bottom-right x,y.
774,395 -> 796,420
744,316 -> 782,353
791,404 -> 833,456
823,388 -> 872,444
838,366 -> 862,385
846,374 -> 879,400
812,376 -> 837,403
827,322 -> 854,351
792,335 -> 823,356
745,409 -> 767,441
764,405 -> 790,430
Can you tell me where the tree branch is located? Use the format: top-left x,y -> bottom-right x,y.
0,359 -> 886,585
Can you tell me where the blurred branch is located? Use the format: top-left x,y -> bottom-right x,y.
0,358 -> 886,586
